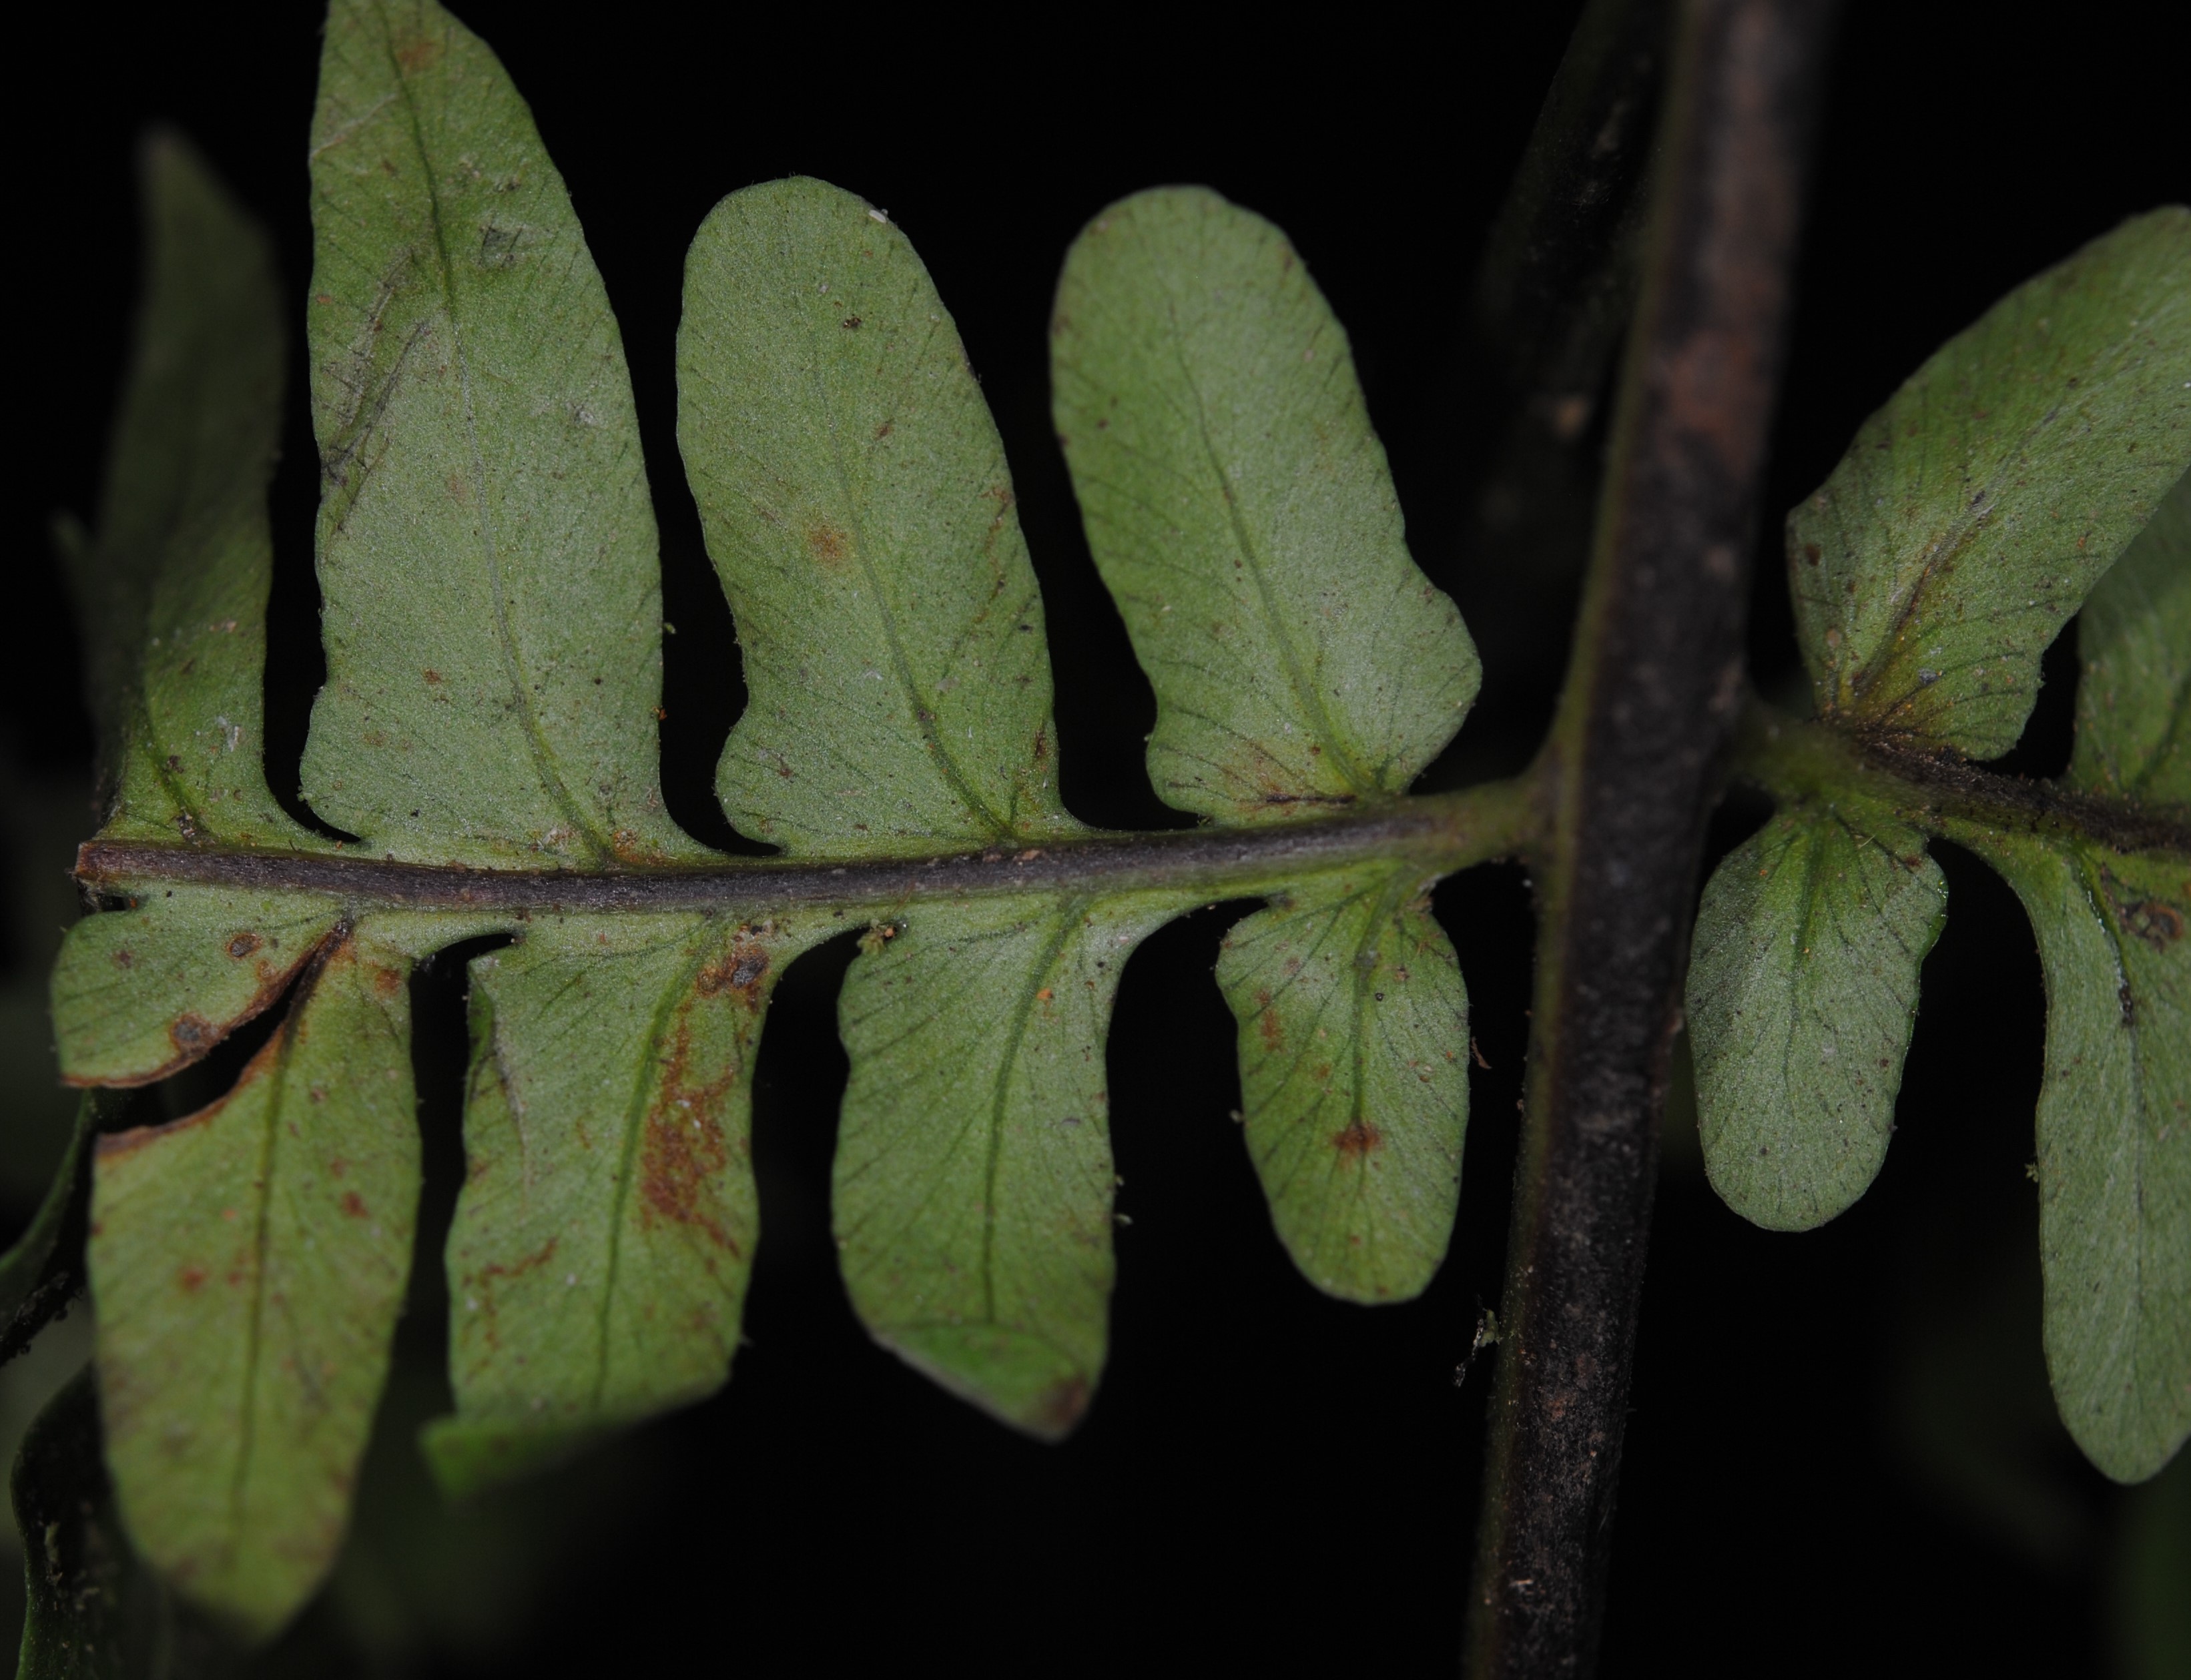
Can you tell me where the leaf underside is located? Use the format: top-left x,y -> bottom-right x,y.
45,0 -> 1486,1636
1789,208 -> 2190,759
1692,214 -> 2190,1482
1687,806 -> 1946,1232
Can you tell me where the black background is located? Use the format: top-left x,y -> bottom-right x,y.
8,3 -> 2186,1674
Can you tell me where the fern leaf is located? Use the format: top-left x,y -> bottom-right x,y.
1789,208 -> 2190,759
304,0 -> 698,866
426,913 -> 827,1493
68,133 -> 318,851
1694,217 -> 2190,1483
46,0 -> 1511,1632
89,930 -> 419,1639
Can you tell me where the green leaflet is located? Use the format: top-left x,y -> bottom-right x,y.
1051,187 -> 1479,821
1215,868 -> 1470,1301
1686,807 -> 1947,1230
51,889 -> 342,1087
677,177 -> 1084,857
1699,220 -> 2190,1482
1050,187 -> 1478,1299
89,930 -> 419,1639
2075,472 -> 2189,807
1969,839 -> 2190,1483
427,912 -> 824,1493
677,177 -> 1189,1432
1789,208 -> 2191,759
301,0 -> 696,866
835,893 -> 1199,1436
44,0 -> 1505,1631
66,135 -> 322,851
11,1372 -> 171,1679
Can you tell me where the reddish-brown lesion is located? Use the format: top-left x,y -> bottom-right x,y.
2105,868 -> 2187,951
392,34 -> 442,75
636,964 -> 756,1252
464,1234 -> 563,1353
806,520 -> 850,569
694,931 -> 773,1009
1333,1119 -> 1384,1157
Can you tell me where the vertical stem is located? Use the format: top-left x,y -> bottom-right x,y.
1466,2 -> 1835,1673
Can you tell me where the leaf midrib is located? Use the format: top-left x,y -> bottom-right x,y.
1841,297 -> 2157,728
593,933 -> 717,1410
1161,284 -> 1375,799
808,246 -> 1014,845
376,5 -> 611,863
977,905 -> 1082,1326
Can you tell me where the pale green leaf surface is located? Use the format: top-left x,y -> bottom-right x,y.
1051,187 -> 1478,821
1791,207 -> 2191,757
1686,809 -> 1947,1230
1974,837 -> 2190,1482
71,135 -> 322,851
90,931 -> 419,1638
1215,867 -> 1469,1300
835,892 -> 1198,1436
51,890 -> 343,1088
2074,472 -> 2190,806
301,0 -> 695,865
678,177 -> 1081,857
426,912 -> 823,1494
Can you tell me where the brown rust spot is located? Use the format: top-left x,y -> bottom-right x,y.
370,963 -> 404,997
466,1234 -> 561,1349
393,35 -> 442,73
806,522 -> 850,568
112,948 -> 133,969
340,1191 -> 370,1220
638,1009 -> 741,1251
2117,899 -> 2184,951
71,927 -> 344,1090
227,932 -> 262,960
695,939 -> 770,1005
1333,1120 -> 1384,1157
1255,989 -> 1283,1051
178,1264 -> 208,1294
423,669 -> 442,685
